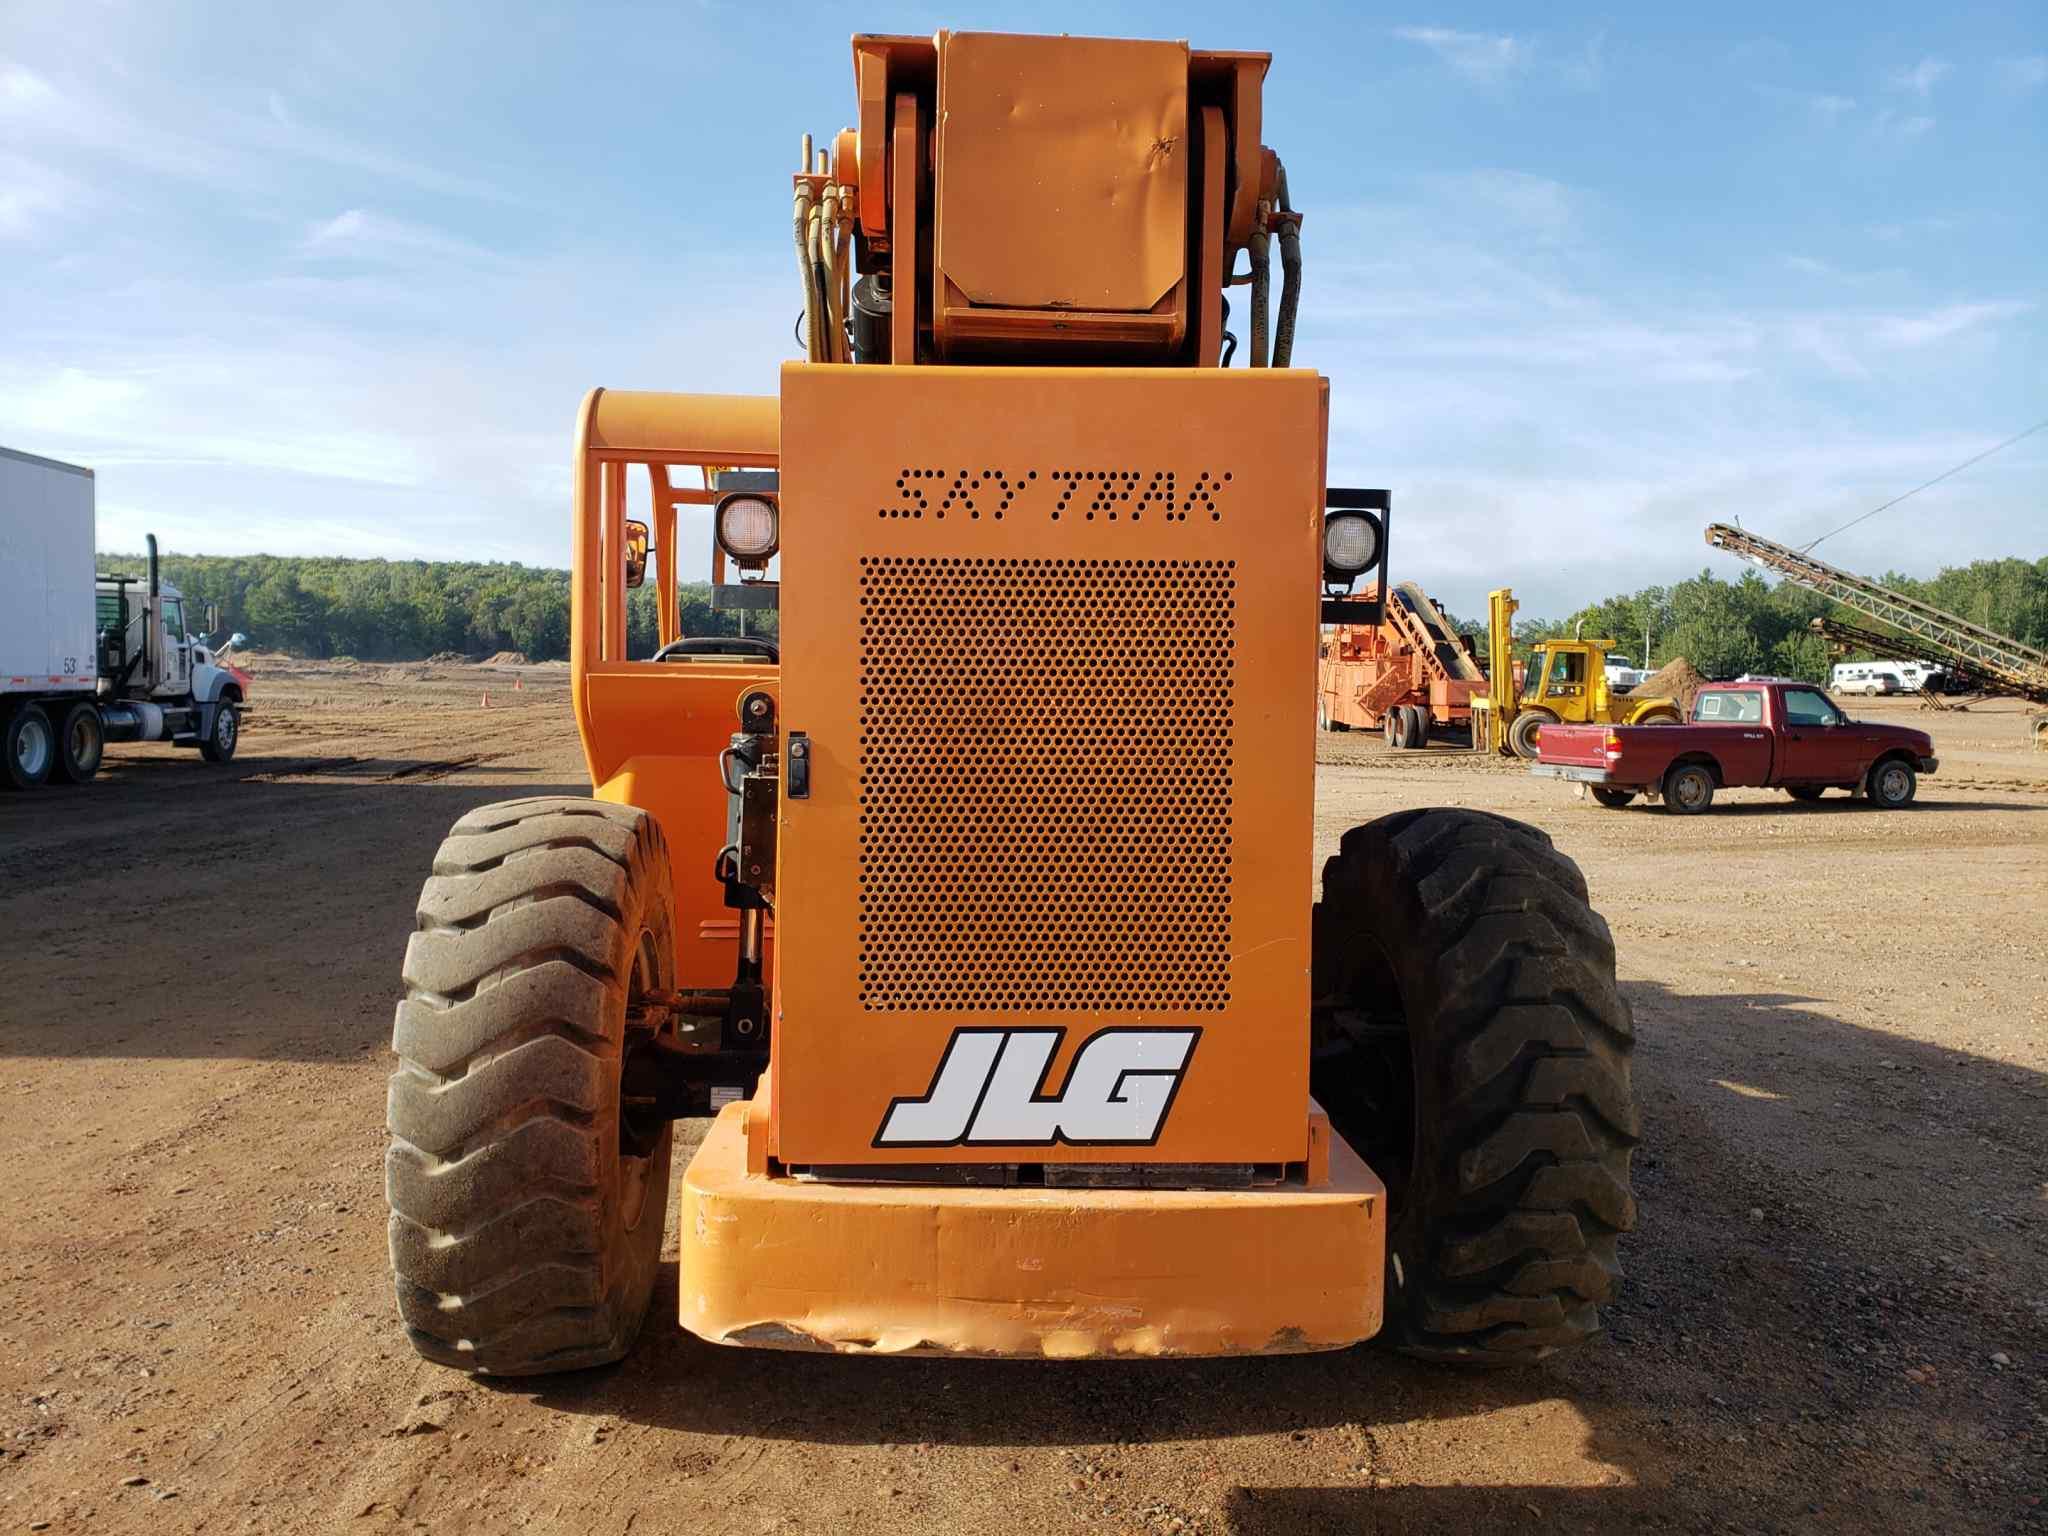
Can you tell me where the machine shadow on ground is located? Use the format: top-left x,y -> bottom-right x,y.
505,980 -> 2040,1532
0,776 -> 588,1062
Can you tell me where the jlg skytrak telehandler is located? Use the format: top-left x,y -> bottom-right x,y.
385,30 -> 1637,1373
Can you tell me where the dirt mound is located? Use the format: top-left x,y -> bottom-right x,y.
1633,655 -> 1707,711
481,650 -> 531,667
426,650 -> 472,664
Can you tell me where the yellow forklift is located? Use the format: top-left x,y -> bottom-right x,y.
1474,588 -> 1681,758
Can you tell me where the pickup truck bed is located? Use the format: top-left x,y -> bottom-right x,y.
1531,680 -> 1936,814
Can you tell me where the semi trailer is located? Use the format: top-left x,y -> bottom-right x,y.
2,446 -> 248,789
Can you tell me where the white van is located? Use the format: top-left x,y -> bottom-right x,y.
1830,662 -> 1904,696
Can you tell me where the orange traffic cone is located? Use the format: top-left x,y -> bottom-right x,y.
513,675 -> 522,691
481,690 -> 491,709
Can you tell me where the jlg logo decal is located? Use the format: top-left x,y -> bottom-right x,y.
874,1028 -> 1200,1148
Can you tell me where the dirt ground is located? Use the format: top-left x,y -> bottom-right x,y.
2,659 -> 2043,1534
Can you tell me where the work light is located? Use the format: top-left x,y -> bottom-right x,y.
1322,510 -> 1381,581
716,493 -> 780,564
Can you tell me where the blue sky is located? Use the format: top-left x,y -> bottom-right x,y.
3,0 -> 2041,621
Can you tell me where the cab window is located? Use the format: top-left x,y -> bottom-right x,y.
162,598 -> 185,640
1782,688 -> 1841,727
1694,689 -> 1762,723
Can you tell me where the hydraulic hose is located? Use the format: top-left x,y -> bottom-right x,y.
819,183 -> 849,362
806,204 -> 829,362
1272,159 -> 1302,368
793,180 -> 818,359
1248,198 -> 1272,368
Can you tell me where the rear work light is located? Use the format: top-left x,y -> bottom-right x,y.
716,492 -> 780,565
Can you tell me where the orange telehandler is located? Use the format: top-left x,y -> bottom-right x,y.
385,30 -> 1637,1372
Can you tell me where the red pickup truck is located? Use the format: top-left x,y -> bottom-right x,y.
1531,679 -> 1937,814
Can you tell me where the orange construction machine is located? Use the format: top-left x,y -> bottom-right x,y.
1319,581 -> 1487,749
385,29 -> 1636,1374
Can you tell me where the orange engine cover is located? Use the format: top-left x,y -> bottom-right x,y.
770,362 -> 1326,1165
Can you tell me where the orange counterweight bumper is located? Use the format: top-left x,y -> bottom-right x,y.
676,1097 -> 1386,1359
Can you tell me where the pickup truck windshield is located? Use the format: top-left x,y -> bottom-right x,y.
1693,689 -> 1761,723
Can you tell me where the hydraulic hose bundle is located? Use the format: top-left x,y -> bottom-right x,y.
1234,155 -> 1302,368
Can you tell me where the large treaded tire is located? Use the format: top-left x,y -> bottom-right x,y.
1314,808 -> 1638,1365
1507,710 -> 1552,761
386,797 -> 677,1376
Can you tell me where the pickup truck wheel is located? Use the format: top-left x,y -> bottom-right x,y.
1313,808 -> 1637,1365
1507,710 -> 1552,761
1589,787 -> 1635,809
1868,759 -> 1917,809
4,705 -> 55,790
53,702 -> 103,784
1786,786 -> 1826,802
1662,762 -> 1715,815
386,798 -> 677,1376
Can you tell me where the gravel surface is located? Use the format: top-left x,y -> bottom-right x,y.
1,665 -> 2041,1533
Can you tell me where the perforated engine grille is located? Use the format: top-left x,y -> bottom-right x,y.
857,557 -> 1236,1013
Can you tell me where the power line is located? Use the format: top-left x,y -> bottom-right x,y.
1800,415 -> 2048,554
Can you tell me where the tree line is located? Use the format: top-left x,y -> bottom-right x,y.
99,548 -> 2040,681
95,552 -> 773,661
1447,555 -> 2047,684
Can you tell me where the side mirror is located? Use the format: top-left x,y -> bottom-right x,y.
207,602 -> 220,632
623,519 -> 650,589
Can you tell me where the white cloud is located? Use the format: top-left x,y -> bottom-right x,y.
298,208 -> 506,267
1872,109 -> 1936,141
1868,301 -> 2032,348
1888,56 -> 1949,97
1443,170 -> 1576,243
1783,255 -> 1832,276
0,152 -> 85,238
0,59 -> 59,111
1392,26 -> 1528,84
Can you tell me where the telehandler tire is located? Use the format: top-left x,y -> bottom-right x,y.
1507,709 -> 1552,760
1313,808 -> 1637,1365
386,797 -> 678,1376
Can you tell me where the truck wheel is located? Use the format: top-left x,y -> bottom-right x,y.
4,705 -> 55,790
1867,758 -> 1917,809
386,798 -> 678,1375
1590,787 -> 1635,809
53,702 -> 104,784
1404,705 -> 1430,748
1313,808 -> 1637,1364
1390,709 -> 1412,750
1383,712 -> 1399,749
1662,762 -> 1715,815
199,700 -> 240,763
1507,710 -> 1551,761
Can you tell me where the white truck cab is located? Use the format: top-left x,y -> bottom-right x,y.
4,445 -> 250,788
